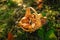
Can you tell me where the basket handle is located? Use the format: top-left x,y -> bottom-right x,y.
29,7 -> 38,14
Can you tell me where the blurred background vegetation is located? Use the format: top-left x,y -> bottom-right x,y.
0,0 -> 60,40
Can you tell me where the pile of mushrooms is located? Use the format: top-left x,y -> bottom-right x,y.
18,7 -> 46,33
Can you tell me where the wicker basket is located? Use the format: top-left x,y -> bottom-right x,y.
18,7 -> 45,33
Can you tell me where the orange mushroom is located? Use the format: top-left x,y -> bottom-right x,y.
36,0 -> 43,9
8,32 -> 13,40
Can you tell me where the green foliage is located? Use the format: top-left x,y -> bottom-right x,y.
45,28 -> 57,40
